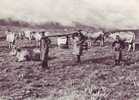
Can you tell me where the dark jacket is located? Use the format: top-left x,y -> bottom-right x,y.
112,40 -> 125,51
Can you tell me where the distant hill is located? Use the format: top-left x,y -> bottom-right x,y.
0,19 -> 99,31
0,19 -> 30,27
1,19 -> 138,33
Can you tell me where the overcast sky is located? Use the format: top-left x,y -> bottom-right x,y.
0,0 -> 139,29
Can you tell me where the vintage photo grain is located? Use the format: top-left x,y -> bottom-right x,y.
0,0 -> 139,100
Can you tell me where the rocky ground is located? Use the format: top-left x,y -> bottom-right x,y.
0,30 -> 139,100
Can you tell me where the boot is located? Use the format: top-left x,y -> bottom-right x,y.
77,55 -> 81,63
114,60 -> 118,65
42,61 -> 49,70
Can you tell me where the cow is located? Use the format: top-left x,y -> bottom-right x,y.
31,31 -> 42,47
15,31 -> 25,40
85,31 -> 105,47
109,31 -> 136,52
33,32 -> 42,40
24,30 -> 32,40
19,31 -> 25,40
16,48 -> 30,62
15,48 -> 41,62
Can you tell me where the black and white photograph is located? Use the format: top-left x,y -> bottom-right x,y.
0,0 -> 139,100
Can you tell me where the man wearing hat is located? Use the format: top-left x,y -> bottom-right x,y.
40,32 -> 51,69
112,35 -> 125,65
72,31 -> 86,63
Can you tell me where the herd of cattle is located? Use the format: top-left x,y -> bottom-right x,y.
87,31 -> 136,52
6,30 -> 48,43
5,29 -> 136,62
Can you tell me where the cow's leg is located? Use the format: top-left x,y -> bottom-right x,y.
35,40 -> 39,48
132,43 -> 135,52
88,39 -> 92,47
100,40 -> 104,47
29,37 -> 31,40
9,43 -> 11,49
36,41 -> 38,48
8,42 -> 10,48
12,40 -> 15,49
38,41 -> 41,47
128,44 -> 132,52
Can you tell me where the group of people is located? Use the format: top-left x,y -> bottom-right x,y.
5,29 -> 135,71
6,29 -> 47,49
72,30 -> 135,66
6,31 -> 51,70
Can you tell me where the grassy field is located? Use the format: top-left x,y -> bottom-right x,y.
0,28 -> 139,100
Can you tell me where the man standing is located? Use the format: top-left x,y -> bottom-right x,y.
112,35 -> 125,65
6,29 -> 16,49
40,32 -> 51,69
72,31 -> 86,63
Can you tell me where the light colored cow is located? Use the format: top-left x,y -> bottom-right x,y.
16,49 -> 30,62
32,32 -> 42,47
33,32 -> 42,41
87,31 -> 104,39
24,30 -> 32,40
15,31 -> 24,40
109,31 -> 136,51
86,31 -> 105,46
20,31 -> 25,39
45,32 -> 49,36
15,48 -> 41,62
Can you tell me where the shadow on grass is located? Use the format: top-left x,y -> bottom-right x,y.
62,55 -> 114,67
